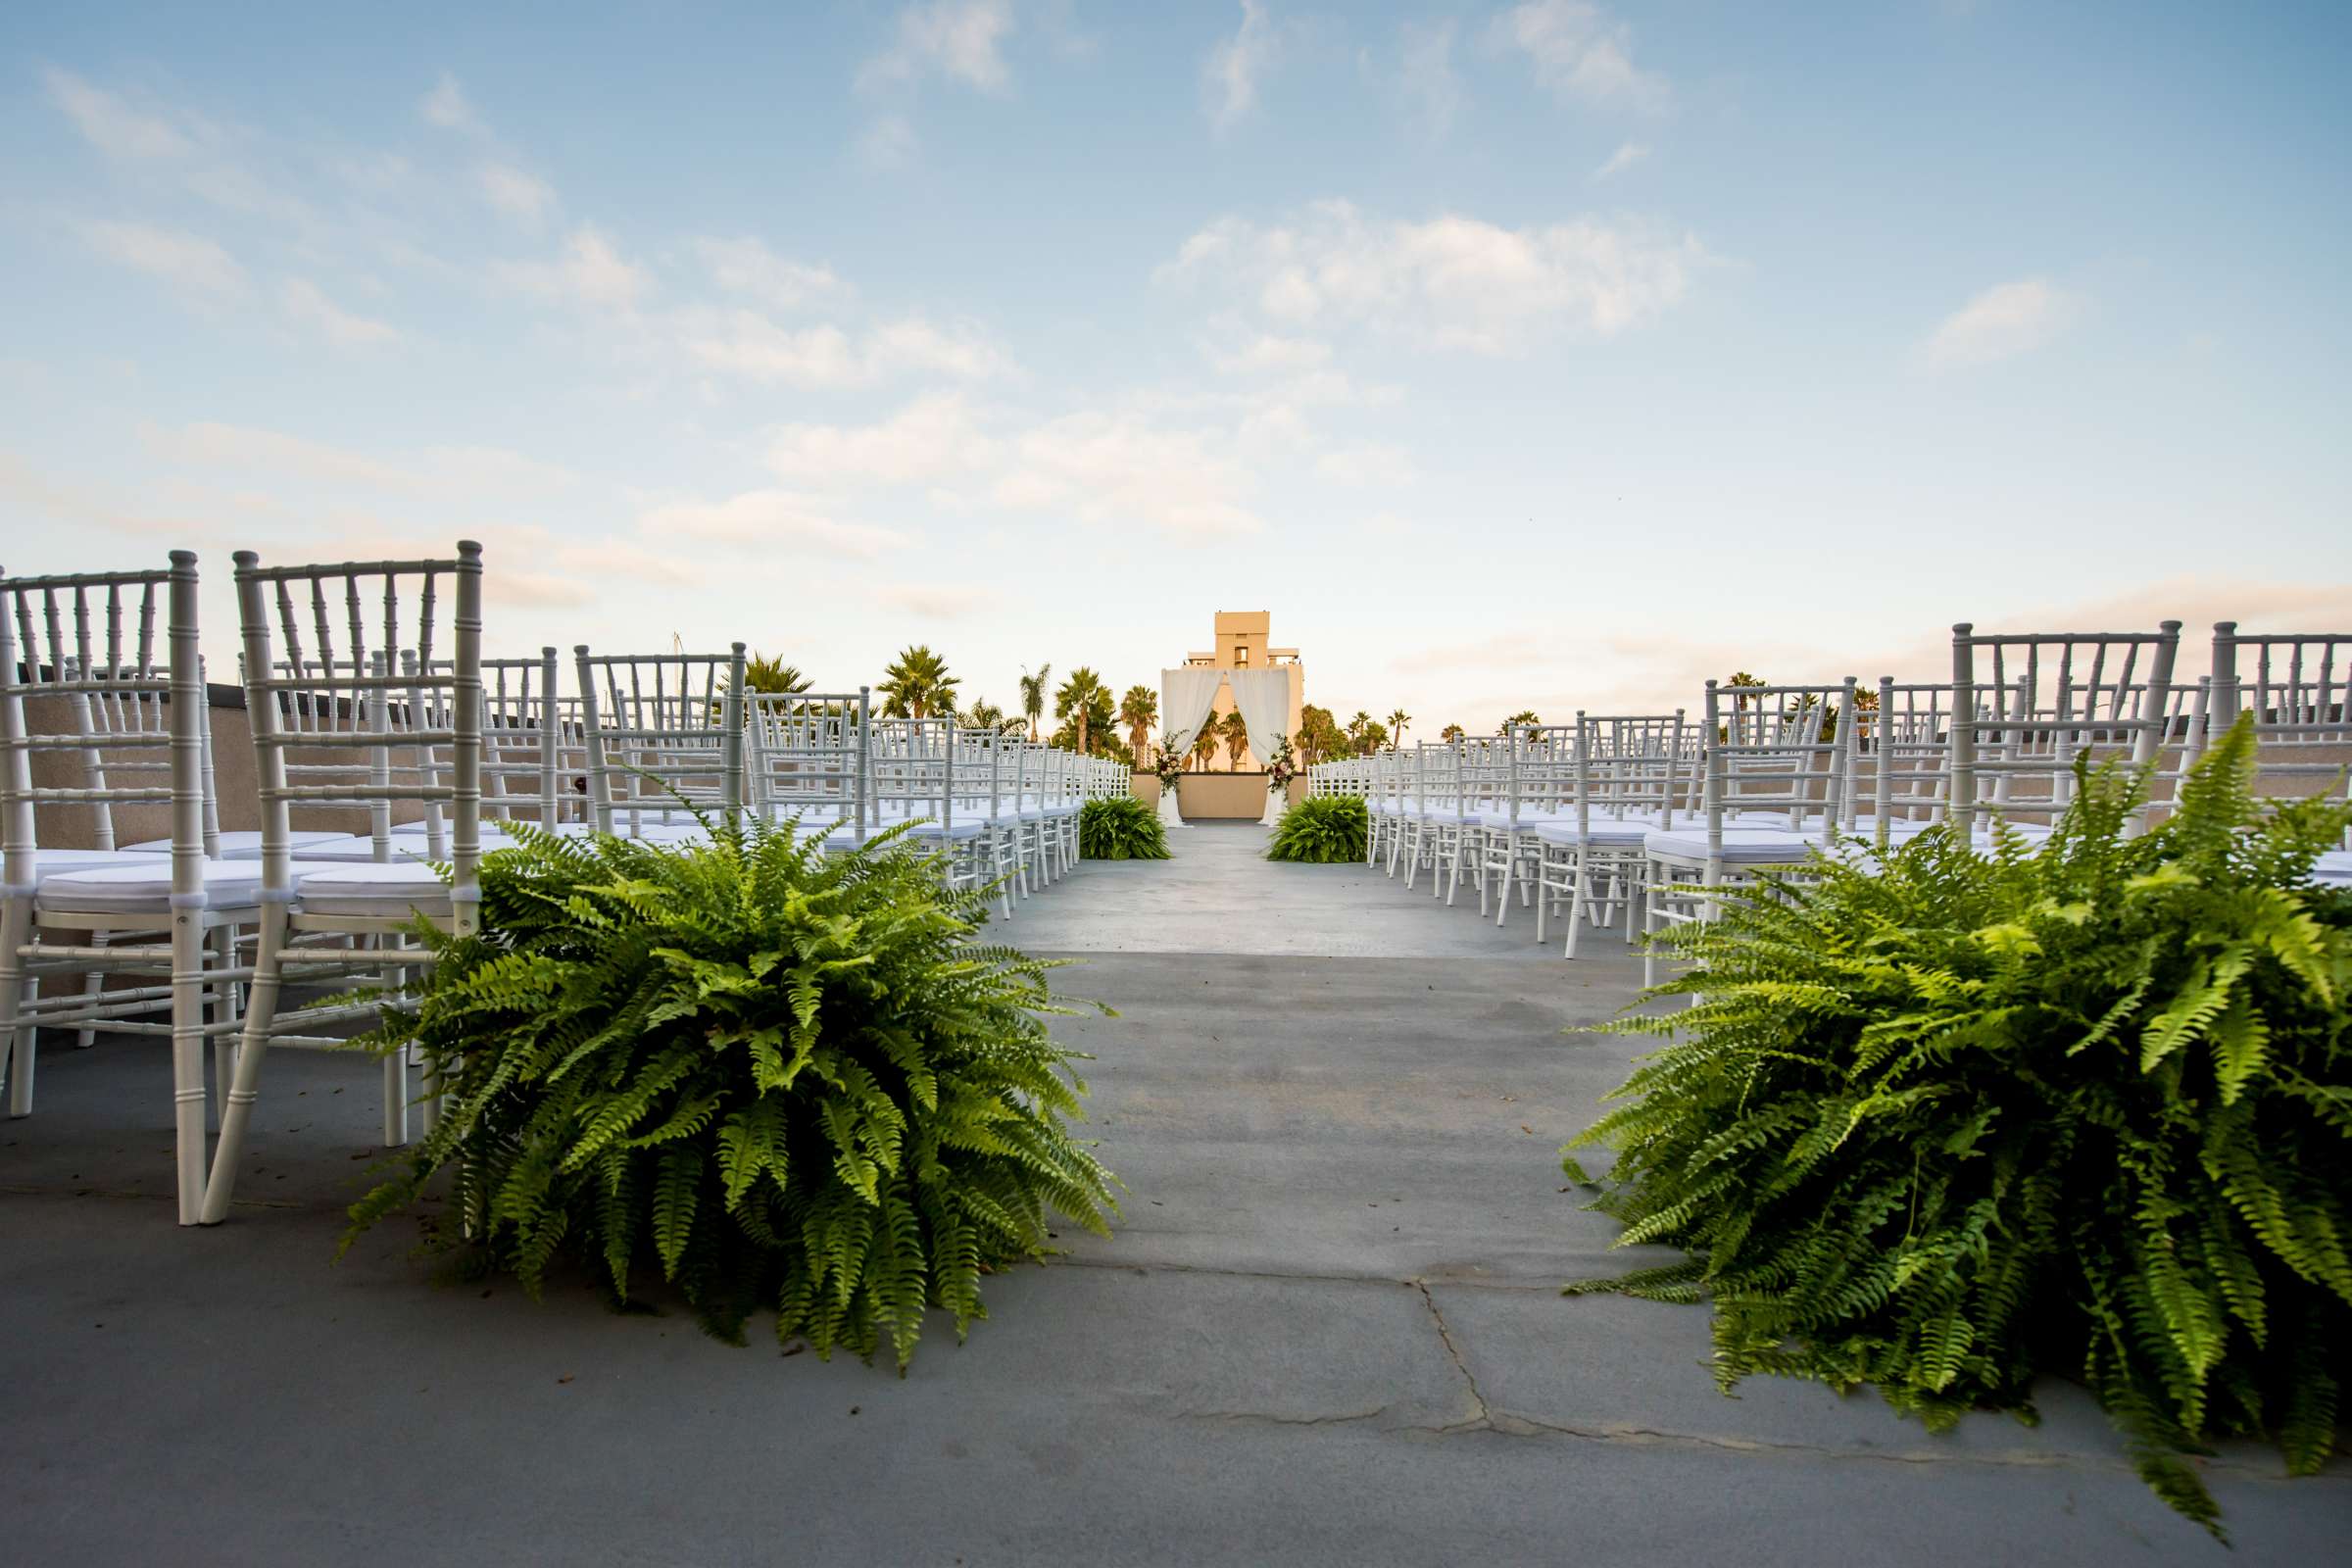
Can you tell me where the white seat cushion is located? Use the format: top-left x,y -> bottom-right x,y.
1643,827 -> 1829,866
36,858 -> 265,913
1533,817 -> 1658,848
124,829 -> 348,857
292,862 -> 454,919
8,848 -> 162,884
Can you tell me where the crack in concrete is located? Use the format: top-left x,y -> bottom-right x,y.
1175,1405 -> 1394,1430
1413,1279 -> 1495,1433
1046,1254 -> 1565,1293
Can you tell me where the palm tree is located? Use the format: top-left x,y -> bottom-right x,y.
1727,670 -> 1767,714
1055,666 -> 1109,756
1440,723 -> 1465,743
1119,683 -> 1158,760
1220,708 -> 1250,771
1189,722 -> 1220,771
879,645 -> 958,720
962,697 -> 1007,731
1500,709 -> 1541,734
1017,663 -> 1052,743
1296,704 -> 1340,765
1387,709 -> 1411,749
743,654 -> 809,696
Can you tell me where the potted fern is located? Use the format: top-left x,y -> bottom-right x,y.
1563,715 -> 2351,1536
346,817 -> 1118,1370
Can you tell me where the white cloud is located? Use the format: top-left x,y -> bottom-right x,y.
865,317 -> 1015,379
858,1 -> 1017,94
1395,20 -> 1462,138
1592,140 -> 1647,180
420,72 -> 479,131
1316,443 -> 1418,488
765,394 -> 1000,486
680,311 -> 1011,386
1923,278 -> 2075,369
476,163 -> 557,225
875,581 -> 988,619
1209,333 -> 1332,375
996,411 -> 1262,534
757,394 -> 1260,536
638,489 -> 911,558
860,115 -> 919,169
1159,199 -> 1706,353
141,420 -> 574,498
43,67 -> 198,159
493,224 -> 652,311
1203,1 -> 1279,134
281,277 -> 399,347
75,219 -> 248,298
693,237 -> 845,311
1490,1 -> 1669,114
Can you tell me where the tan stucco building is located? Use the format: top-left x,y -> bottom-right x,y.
1186,610 -> 1304,771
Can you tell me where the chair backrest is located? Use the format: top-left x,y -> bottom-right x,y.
747,688 -> 870,836
2,554 -> 211,882
573,646 -> 747,833
870,717 -> 955,832
1496,723 -> 1576,827
2210,623 -> 2352,843
1573,711 -> 1692,831
1701,679 -> 1857,848
1949,622 -> 2181,837
235,544 -> 483,916
477,649 -> 563,831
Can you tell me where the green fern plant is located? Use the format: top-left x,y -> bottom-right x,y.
344,816 -> 1118,1371
1562,715 -> 2351,1537
1078,797 -> 1170,860
1266,795 -> 1368,863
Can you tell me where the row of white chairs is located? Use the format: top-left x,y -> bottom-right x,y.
0,545 -> 1124,1225
1310,620 -> 2352,975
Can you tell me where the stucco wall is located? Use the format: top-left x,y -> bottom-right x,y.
1129,770 -> 1307,818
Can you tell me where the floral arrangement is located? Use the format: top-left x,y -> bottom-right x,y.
1151,739 -> 1186,796
1263,734 -> 1298,796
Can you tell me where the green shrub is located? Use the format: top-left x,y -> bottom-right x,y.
346,818 -> 1118,1370
1563,716 -> 2351,1537
1266,795 -> 1368,863
1079,796 -> 1170,860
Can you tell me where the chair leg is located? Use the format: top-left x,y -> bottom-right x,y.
201,903 -> 288,1224
170,909 -> 209,1225
377,937 -> 406,1147
0,901 -> 33,1117
76,928 -> 108,1050
209,924 -> 240,1127
1565,853 -> 1589,959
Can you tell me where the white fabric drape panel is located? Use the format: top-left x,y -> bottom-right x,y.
1228,669 -> 1292,764
1228,668 -> 1294,825
1159,666 -> 1225,762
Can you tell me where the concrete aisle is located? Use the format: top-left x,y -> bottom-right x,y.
1,822 -> 2342,1565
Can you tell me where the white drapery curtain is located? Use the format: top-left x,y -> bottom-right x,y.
1228,668 -> 1295,825
1158,666 -> 1226,827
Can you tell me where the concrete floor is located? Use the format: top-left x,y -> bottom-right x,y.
3,821 -> 2344,1564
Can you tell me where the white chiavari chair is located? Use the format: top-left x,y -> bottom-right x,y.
573,645 -> 746,842
1949,622 -> 2183,842
195,544 -> 485,1223
1531,711 -> 1694,958
1483,723 -> 1576,925
1641,680 -> 1856,985
747,687 -> 871,849
2210,622 -> 2352,886
1,553 -> 249,1223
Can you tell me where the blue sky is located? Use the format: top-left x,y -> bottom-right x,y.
3,1 -> 2347,730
